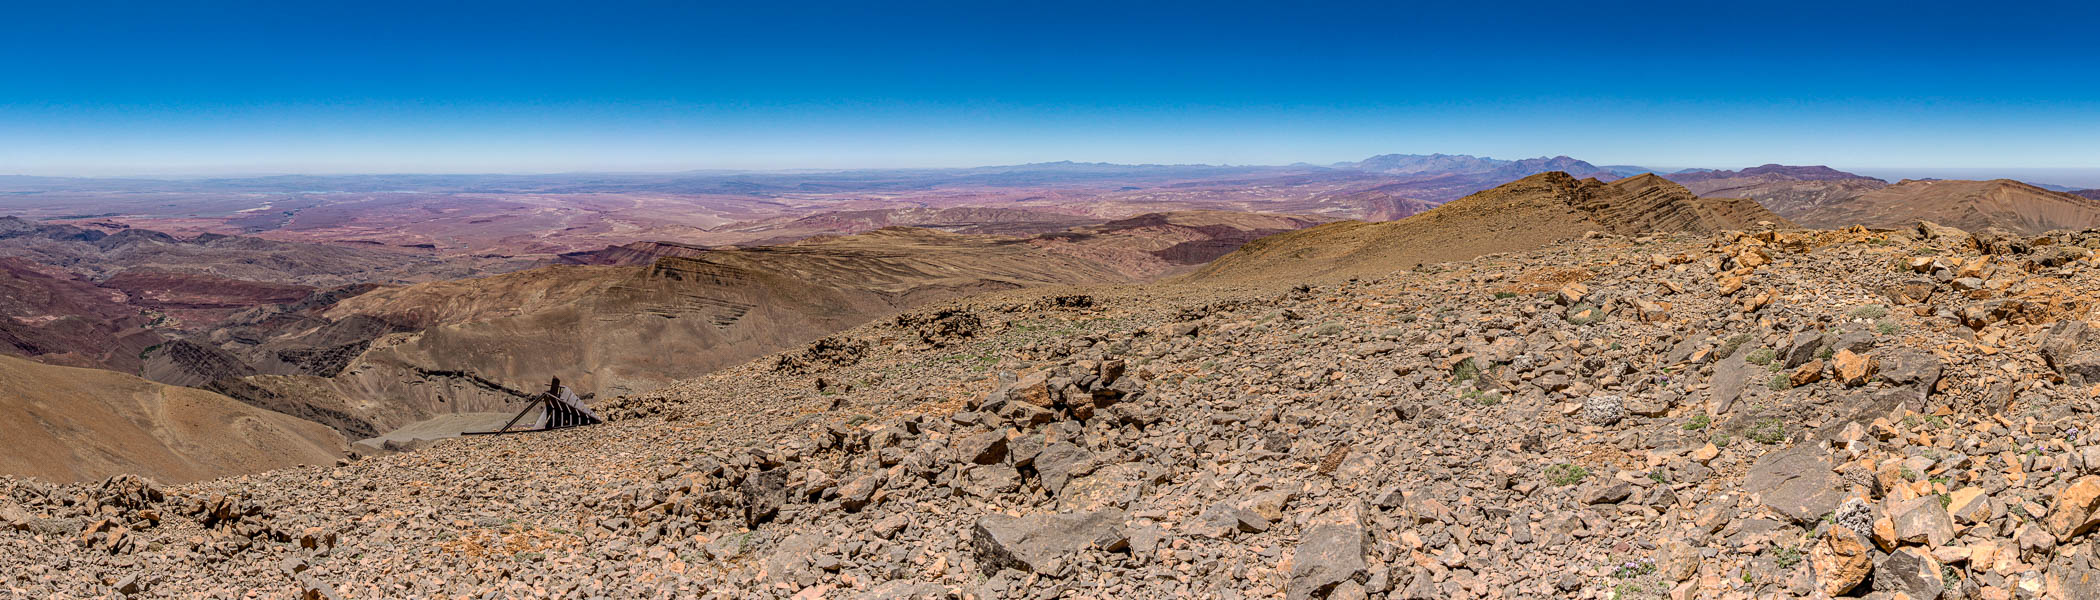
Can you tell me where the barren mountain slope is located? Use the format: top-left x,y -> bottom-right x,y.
0,217 -> 525,375
0,354 -> 342,484
2074,189 -> 2100,201
1789,178 -> 2100,234
1026,211 -> 1331,279
202,228 -> 1135,437
22,219 -> 2100,599
1665,164 -> 1890,217
0,217 -> 493,288
0,257 -> 162,372
1189,171 -> 1789,282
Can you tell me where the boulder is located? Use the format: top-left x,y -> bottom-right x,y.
1034,443 -> 1094,496
1871,547 -> 1944,599
1889,496 -> 1955,547
1003,371 -> 1057,408
1708,356 -> 1754,415
1832,350 -> 1877,387
951,428 -> 1010,465
970,509 -> 1125,577
1810,526 -> 1872,597
1288,504 -> 1371,600
1579,481 -> 1632,505
1746,446 -> 1842,524
743,469 -> 789,527
1057,463 -> 1149,512
1583,395 -> 1625,426
2041,320 -> 2100,381
837,472 -> 885,512
2047,475 -> 2100,542
1783,331 -> 1831,368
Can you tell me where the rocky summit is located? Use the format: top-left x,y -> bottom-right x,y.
13,214 -> 2100,599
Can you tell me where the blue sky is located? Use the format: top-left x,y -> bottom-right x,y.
2,0 -> 2097,176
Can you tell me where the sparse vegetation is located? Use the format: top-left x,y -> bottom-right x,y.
1745,347 -> 1776,366
1767,372 -> 1791,391
1683,414 -> 1711,430
1451,357 -> 1481,382
1848,304 -> 1889,319
1719,333 -> 1754,359
1771,546 -> 1802,569
1545,463 -> 1589,486
1876,319 -> 1901,335
1463,388 -> 1502,406
1610,559 -> 1656,579
1747,418 -> 1786,444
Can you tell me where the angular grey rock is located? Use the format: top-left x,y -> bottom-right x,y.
1833,331 -> 1877,354
1746,446 -> 1842,524
1877,348 -> 1944,390
1708,356 -> 1754,415
1034,442 -> 1094,496
1783,331 -> 1832,368
970,509 -> 1125,577
743,469 -> 789,527
952,428 -> 1010,465
1288,504 -> 1371,600
838,472 -> 886,512
1579,481 -> 1632,505
1889,496 -> 1955,547
2041,320 -> 2100,381
1196,501 -> 1270,537
1871,547 -> 1944,599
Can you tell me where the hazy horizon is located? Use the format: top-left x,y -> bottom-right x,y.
11,160 -> 2100,190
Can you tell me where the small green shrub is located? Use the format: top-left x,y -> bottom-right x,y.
1683,414 -> 1711,430
1875,320 -> 1901,335
1772,546 -> 1803,569
1747,418 -> 1786,444
1545,463 -> 1589,486
1313,322 -> 1344,336
1451,357 -> 1481,382
1767,372 -> 1792,391
1493,291 -> 1518,299
1745,348 -> 1777,366
1848,304 -> 1890,319
1463,388 -> 1502,406
1566,303 -> 1603,325
1719,333 -> 1754,359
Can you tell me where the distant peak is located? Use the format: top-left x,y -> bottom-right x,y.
1662,164 -> 1884,185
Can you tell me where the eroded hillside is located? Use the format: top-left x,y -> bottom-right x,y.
1189,171 -> 1789,282
18,216 -> 2100,599
0,354 -> 343,484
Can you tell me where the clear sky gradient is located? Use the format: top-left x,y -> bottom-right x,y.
3,0 -> 2097,176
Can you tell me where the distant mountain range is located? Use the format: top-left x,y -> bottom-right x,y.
1332,153 -> 1637,179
